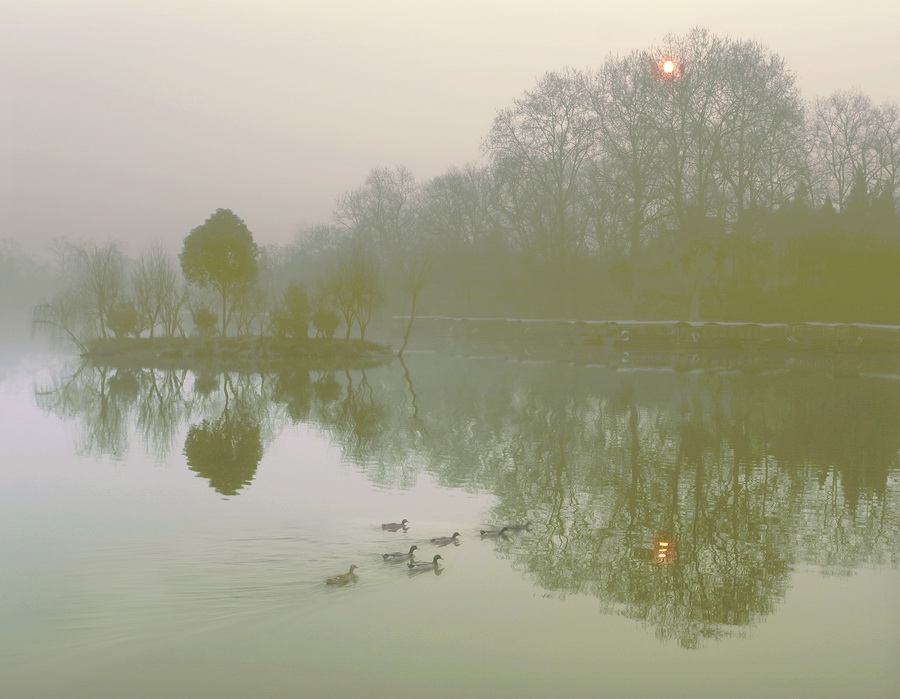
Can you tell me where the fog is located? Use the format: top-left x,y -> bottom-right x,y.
3,0 -> 898,256
3,8 -> 900,694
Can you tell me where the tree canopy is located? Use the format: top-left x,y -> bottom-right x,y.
180,208 -> 259,335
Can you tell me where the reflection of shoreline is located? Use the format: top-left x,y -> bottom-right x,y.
82,337 -> 394,372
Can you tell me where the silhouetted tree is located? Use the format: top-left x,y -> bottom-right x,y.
180,209 -> 259,335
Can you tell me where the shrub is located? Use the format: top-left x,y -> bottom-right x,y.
191,307 -> 218,338
312,308 -> 340,339
270,283 -> 311,338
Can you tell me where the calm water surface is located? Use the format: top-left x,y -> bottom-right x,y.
1,348 -> 898,698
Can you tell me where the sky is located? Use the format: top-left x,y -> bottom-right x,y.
2,0 -> 898,258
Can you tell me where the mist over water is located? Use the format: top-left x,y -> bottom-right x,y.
2,348 -> 898,697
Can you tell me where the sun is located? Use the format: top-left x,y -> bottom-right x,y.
658,58 -> 680,81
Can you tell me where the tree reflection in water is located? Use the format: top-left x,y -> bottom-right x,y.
36,354 -> 900,646
183,374 -> 264,496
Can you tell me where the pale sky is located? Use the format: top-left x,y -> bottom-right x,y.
2,0 -> 898,257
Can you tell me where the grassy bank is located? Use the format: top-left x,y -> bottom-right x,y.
83,336 -> 394,371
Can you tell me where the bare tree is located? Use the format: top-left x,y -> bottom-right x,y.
230,286 -> 266,336
873,102 -> 900,199
650,28 -> 734,228
32,292 -> 93,354
160,282 -> 188,338
715,38 -> 804,225
417,164 -> 498,250
325,239 -> 383,341
397,241 -> 432,356
69,241 -> 126,339
335,166 -> 417,261
485,68 -> 598,267
133,243 -> 181,338
810,90 -> 883,208
592,50 -> 666,262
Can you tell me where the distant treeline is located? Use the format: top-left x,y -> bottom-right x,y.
17,28 -> 900,350
280,28 -> 900,325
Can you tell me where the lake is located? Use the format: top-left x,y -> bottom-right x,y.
1,346 -> 899,698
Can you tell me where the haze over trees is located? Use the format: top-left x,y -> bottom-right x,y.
27,28 -> 900,351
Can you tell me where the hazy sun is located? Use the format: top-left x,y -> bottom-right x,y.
662,60 -> 675,74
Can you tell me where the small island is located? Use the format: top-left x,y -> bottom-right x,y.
34,208 -> 398,371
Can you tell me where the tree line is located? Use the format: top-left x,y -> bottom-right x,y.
280,27 -> 900,326
29,28 -> 900,349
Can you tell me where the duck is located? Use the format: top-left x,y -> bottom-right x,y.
429,532 -> 461,546
382,519 -> 410,531
326,564 -> 359,585
408,554 -> 443,570
383,545 -> 418,561
480,526 -> 509,537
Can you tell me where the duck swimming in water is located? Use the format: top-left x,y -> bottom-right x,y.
408,554 -> 443,570
326,564 -> 359,585
480,527 -> 509,538
382,519 -> 410,531
383,545 -> 418,561
429,532 -> 461,546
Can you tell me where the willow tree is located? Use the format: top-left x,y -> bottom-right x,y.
180,209 -> 259,335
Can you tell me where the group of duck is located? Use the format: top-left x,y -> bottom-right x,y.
325,518 -> 530,585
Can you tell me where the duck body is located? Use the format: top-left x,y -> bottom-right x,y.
480,527 -> 509,537
383,545 -> 418,561
326,564 -> 359,585
429,532 -> 460,546
408,554 -> 443,570
382,519 -> 410,531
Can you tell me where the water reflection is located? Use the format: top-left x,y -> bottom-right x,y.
183,374 -> 269,495
36,353 -> 900,646
184,417 -> 262,496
